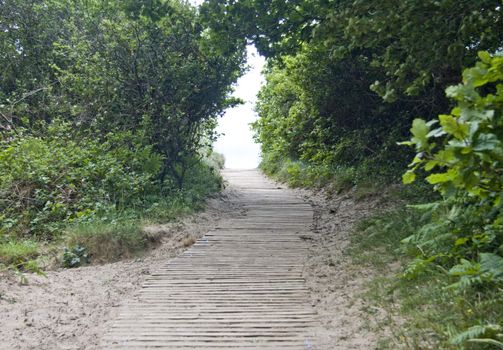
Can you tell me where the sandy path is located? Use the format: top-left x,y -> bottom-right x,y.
103,169 -> 317,349
0,170 -> 384,350
0,186 -> 241,350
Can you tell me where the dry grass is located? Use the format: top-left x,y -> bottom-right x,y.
181,234 -> 197,247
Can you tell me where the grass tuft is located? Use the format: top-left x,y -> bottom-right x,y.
181,234 -> 197,247
0,240 -> 39,267
64,220 -> 146,263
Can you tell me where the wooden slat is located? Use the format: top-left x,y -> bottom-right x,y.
103,169 -> 317,349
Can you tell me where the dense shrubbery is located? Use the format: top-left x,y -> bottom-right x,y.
400,53 -> 503,347
351,206 -> 503,349
251,44 -> 409,186
348,55 -> 503,348
0,122 -> 161,237
403,53 -> 503,269
0,0 -> 243,272
0,121 -> 225,269
204,0 -> 502,187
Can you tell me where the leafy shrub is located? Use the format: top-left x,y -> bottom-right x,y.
205,151 -> 226,170
0,121 -> 161,238
259,153 -> 397,198
0,127 -> 224,266
403,51 -> 503,264
351,208 -> 428,267
450,324 -> 503,348
352,205 -> 503,349
59,159 -> 223,263
402,52 -> 503,346
62,245 -> 89,268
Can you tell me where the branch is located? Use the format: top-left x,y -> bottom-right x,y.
8,80 -> 58,108
0,111 -> 19,135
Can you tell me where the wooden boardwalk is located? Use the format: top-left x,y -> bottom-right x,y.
104,169 -> 317,349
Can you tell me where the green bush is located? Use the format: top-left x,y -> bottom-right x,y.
0,0 -> 244,272
259,152 -> 399,198
204,151 -> 226,170
0,121 -> 162,238
62,245 -> 89,268
403,52 -> 503,267
0,122 -> 223,267
352,205 -> 503,349
59,158 -> 222,263
401,52 -> 503,347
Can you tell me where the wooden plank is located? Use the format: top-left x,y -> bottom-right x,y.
103,169 -> 317,349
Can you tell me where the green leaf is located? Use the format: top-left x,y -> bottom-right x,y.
480,253 -> 503,281
439,114 -> 468,139
410,118 -> 430,149
427,127 -> 445,138
478,51 -> 491,64
455,237 -> 469,246
424,160 -> 439,171
402,170 -> 416,184
426,169 -> 457,184
450,324 -> 503,346
398,141 -> 414,146
473,133 -> 500,152
449,259 -> 480,277
467,338 -> 503,348
435,148 -> 456,163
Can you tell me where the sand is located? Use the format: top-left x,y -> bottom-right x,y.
0,177 -> 389,350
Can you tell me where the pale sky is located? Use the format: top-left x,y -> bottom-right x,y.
190,0 -> 265,169
214,46 -> 265,169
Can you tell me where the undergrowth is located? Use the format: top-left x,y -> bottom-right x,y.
259,155 -> 403,199
0,153 -> 224,274
351,207 -> 503,349
0,240 -> 40,271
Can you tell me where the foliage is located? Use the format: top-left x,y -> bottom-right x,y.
0,240 -> 39,268
0,239 -> 44,282
0,121 -> 162,238
402,52 -> 503,272
337,52 -> 503,349
1,0 -> 244,184
205,151 -> 226,171
62,158 -> 222,263
450,324 -> 503,348
251,45 -> 412,184
203,0 -> 502,99
259,154 -> 395,199
394,52 -> 503,347
65,221 -> 144,263
0,0 -> 243,270
62,245 -> 89,268
351,206 -> 503,349
351,207 -> 429,267
206,0 -> 503,186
